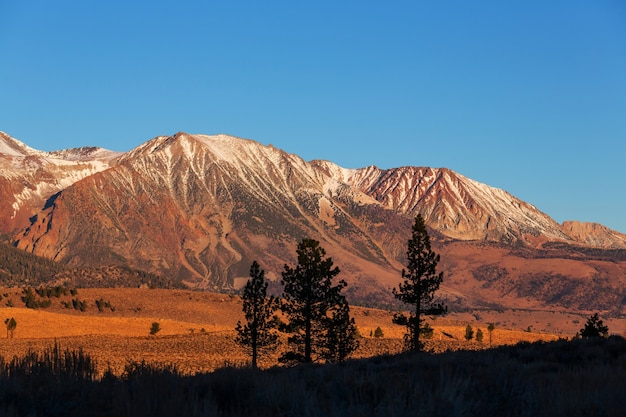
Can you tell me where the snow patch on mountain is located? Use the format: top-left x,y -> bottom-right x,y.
3,129 -> 624,249
0,131 -> 120,215
0,131 -> 46,157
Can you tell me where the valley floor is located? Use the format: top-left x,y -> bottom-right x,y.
0,287 -> 596,374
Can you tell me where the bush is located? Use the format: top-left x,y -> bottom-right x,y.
62,298 -> 88,311
95,298 -> 115,312
35,286 -> 68,298
422,323 -> 434,339
20,287 -> 52,309
73,299 -> 87,312
150,322 -> 161,335
2,338 -> 626,417
4,317 -> 16,338
373,326 -> 384,338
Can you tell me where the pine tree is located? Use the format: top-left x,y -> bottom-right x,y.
323,299 -> 359,363
280,238 -> 356,363
465,324 -> 474,341
487,323 -> 495,346
393,214 -> 447,351
476,328 -> 484,343
579,313 -> 609,338
235,261 -> 279,368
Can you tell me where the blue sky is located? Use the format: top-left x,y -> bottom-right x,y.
1,1 -> 625,232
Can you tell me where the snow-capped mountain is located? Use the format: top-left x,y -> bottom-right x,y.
313,162 -> 574,244
3,131 -> 626,311
0,131 -> 121,233
11,133 -> 411,293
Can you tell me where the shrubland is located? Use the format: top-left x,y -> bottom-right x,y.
0,337 -> 624,417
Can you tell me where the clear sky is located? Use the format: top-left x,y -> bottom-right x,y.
1,1 -> 625,233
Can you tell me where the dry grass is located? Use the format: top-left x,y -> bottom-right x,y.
2,337 -> 626,417
0,287 -> 560,374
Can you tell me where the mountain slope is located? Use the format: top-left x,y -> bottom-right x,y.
14,133 -> 410,296
4,131 -> 626,313
350,166 -> 572,243
0,131 -> 121,234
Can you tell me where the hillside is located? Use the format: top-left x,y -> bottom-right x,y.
0,241 -> 177,289
0,241 -> 64,286
2,131 -> 626,316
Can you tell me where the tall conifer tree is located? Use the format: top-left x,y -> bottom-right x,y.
393,214 -> 447,351
280,238 -> 356,363
323,298 -> 359,363
235,261 -> 279,368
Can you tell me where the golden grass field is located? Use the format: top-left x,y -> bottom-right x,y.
0,287 -> 572,374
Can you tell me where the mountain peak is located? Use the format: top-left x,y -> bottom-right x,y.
3,130 -> 626,315
0,131 -> 120,162
47,146 -> 122,161
123,132 -> 246,159
0,131 -> 121,233
344,164 -> 569,244
0,131 -> 44,157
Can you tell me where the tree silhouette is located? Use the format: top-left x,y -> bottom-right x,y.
464,324 -> 474,341
487,323 -> 495,346
373,326 -> 384,338
393,214 -> 447,351
235,261 -> 279,368
280,238 -> 355,363
4,317 -> 16,338
149,322 -> 161,335
476,328 -> 484,343
322,299 -> 359,363
579,313 -> 609,338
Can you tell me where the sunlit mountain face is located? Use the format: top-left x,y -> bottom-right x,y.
3,131 -> 626,313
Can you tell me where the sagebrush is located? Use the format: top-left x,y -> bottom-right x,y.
1,338 -> 625,416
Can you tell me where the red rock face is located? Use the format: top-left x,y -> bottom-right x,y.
561,221 -> 626,249
344,166 -> 571,244
4,131 -> 626,311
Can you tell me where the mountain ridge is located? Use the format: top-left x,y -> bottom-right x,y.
3,130 -> 624,246
2,131 -> 626,314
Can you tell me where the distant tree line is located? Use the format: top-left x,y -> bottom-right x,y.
0,241 -> 180,289
0,242 -> 63,286
48,266 -> 182,289
13,286 -> 114,313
